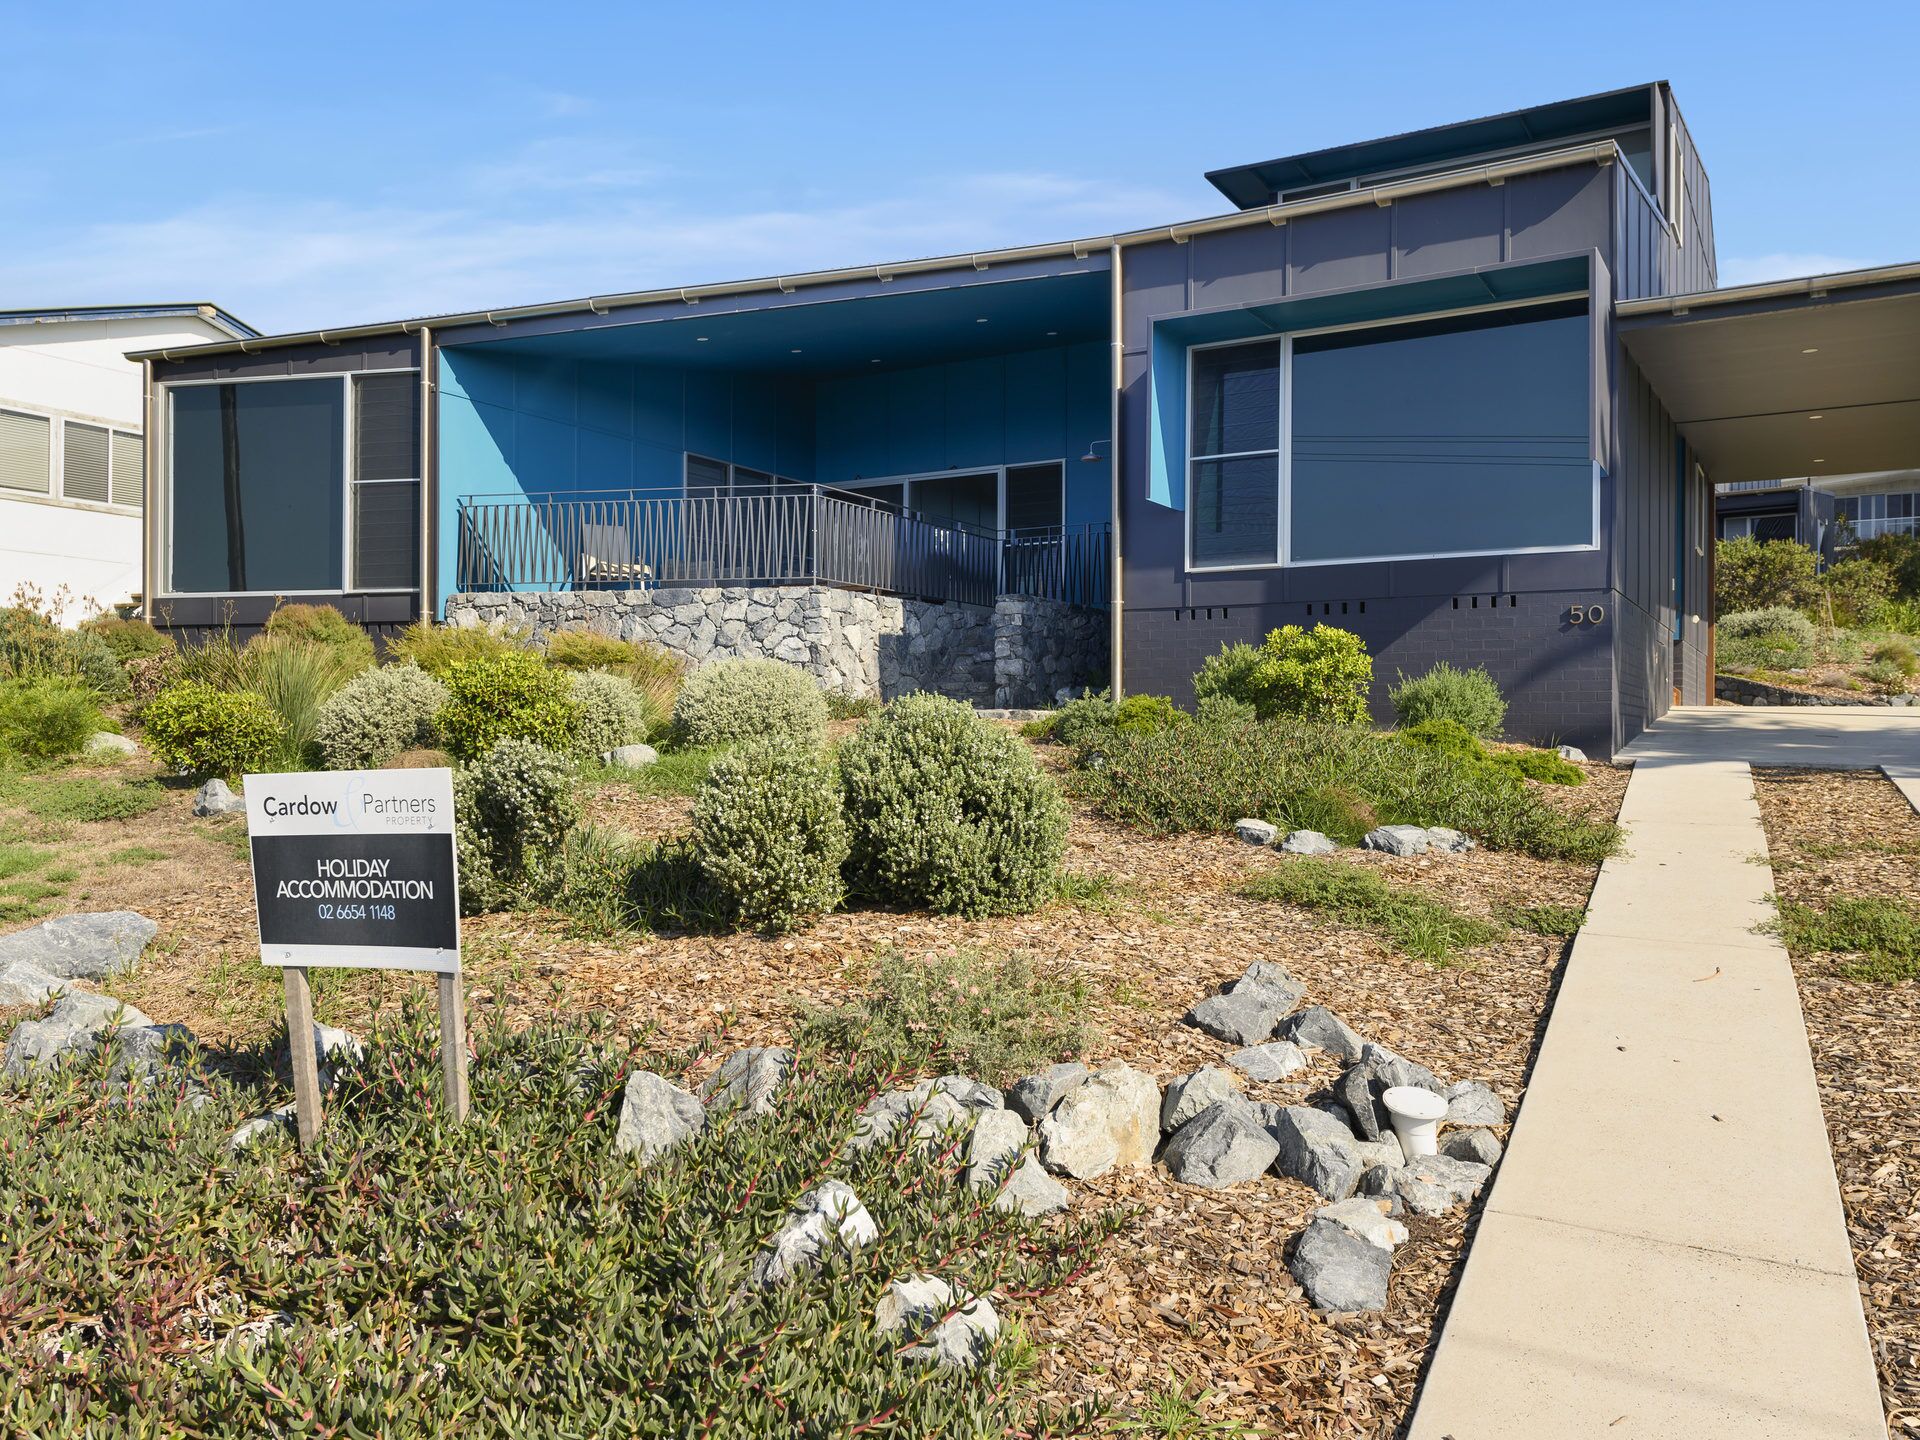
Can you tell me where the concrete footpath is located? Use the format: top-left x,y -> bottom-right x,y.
1408,708 -> 1903,1440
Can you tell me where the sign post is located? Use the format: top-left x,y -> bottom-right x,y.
244,768 -> 464,1144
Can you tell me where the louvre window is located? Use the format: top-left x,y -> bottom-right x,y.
0,409 -> 52,494
354,373 -> 419,481
111,431 -> 143,508
353,480 -> 420,589
63,422 -> 112,504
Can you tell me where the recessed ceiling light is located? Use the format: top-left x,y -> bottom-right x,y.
1046,330 -> 1058,337
695,336 -> 709,342
1802,347 -> 1820,354
790,348 -> 803,354
1814,458 -> 1826,463
976,317 -> 988,324
1808,413 -> 1824,420
870,358 -> 881,364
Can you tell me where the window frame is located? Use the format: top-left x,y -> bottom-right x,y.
157,369 -> 421,597
1183,294 -> 1600,574
0,405 -> 148,512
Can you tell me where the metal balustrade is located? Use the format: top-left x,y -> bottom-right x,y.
455,486 -> 1111,608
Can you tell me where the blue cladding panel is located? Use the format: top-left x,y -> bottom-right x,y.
684,372 -> 732,460
577,364 -> 631,436
946,357 -> 1005,469
1005,348 -> 1066,460
632,367 -> 683,449
887,368 -> 946,474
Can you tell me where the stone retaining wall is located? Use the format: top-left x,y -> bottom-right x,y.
1715,674 -> 1916,708
444,586 -> 1106,707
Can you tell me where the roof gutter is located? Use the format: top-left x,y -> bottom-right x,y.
1618,259 -> 1920,317
131,140 -> 1621,363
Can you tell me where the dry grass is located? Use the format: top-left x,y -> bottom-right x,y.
0,734 -> 1626,1437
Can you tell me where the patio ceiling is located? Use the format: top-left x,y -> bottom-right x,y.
456,271 -> 1109,376
1618,267 -> 1920,485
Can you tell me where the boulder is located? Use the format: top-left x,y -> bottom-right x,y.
1276,1006 -> 1366,1063
1360,1043 -> 1444,1095
1445,1080 -> 1507,1128
601,743 -> 659,768
613,1070 -> 706,1164
194,779 -> 246,817
1427,827 -> 1476,855
922,1074 -> 1004,1112
0,960 -> 65,1008
1290,1216 -> 1393,1312
1280,830 -> 1337,855
1439,1127 -> 1504,1166
873,1274 -> 1001,1369
1160,1065 -> 1244,1133
1161,1101 -> 1281,1189
1233,819 -> 1278,847
749,1180 -> 878,1288
1186,962 -> 1304,1047
1269,1105 -> 1366,1201
85,731 -> 138,757
1006,1062 -> 1088,1123
1353,1135 -> 1406,1171
230,1104 -> 297,1151
1223,960 -> 1305,1007
0,911 -> 158,982
1226,1041 -> 1308,1082
1363,824 -> 1430,858
963,1107 -> 1030,1184
1358,1154 -> 1492,1217
4,991 -> 152,1075
1315,1196 -> 1410,1252
703,1046 -> 793,1117
1038,1063 -> 1161,1179
313,1024 -> 364,1066
1334,1062 -> 1390,1140
1557,744 -> 1588,763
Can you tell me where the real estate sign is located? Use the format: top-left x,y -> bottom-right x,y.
244,768 -> 461,971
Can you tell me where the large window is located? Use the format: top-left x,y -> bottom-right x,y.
1187,302 -> 1594,570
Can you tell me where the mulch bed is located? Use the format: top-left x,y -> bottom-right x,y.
1755,767 -> 1920,1434
2,745 -> 1627,1438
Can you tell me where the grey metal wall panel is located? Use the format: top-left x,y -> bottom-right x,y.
1392,186 -> 1504,279
153,338 -> 421,382
1190,224 -> 1289,310
1509,167 -> 1612,262
1288,207 -> 1392,294
1121,240 -> 1189,351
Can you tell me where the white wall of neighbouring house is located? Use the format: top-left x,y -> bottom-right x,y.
0,313 -> 239,622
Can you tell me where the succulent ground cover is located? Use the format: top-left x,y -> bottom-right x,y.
1754,766 -> 1920,1427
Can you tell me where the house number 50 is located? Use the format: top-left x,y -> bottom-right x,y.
1568,604 -> 1607,625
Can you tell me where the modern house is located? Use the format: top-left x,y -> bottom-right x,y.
1716,471 -> 1920,557
1,305 -> 255,620
129,82 -> 1920,757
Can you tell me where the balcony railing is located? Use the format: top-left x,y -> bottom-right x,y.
455,486 -> 1111,608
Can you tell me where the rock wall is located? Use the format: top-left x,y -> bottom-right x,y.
992,596 -> 1108,708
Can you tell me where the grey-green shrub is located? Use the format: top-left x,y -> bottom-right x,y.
1389,661 -> 1508,737
671,658 -> 828,749
839,692 -> 1068,917
568,669 -> 653,757
313,664 -> 448,769
1718,606 -> 1816,669
692,742 -> 849,932
454,738 -> 579,913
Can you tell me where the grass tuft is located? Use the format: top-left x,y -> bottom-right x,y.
1241,858 -> 1506,963
1500,902 -> 1586,938
1775,895 -> 1920,982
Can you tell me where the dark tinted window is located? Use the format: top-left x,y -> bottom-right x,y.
1005,462 -> 1064,532
354,481 -> 420,589
169,379 -> 345,593
354,373 -> 419,481
1191,455 -> 1280,567
1191,341 -> 1281,457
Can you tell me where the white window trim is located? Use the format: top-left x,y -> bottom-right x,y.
1182,294 -> 1602,575
0,402 -> 147,515
155,368 -> 421,598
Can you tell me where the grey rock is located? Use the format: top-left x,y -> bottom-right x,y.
1426,827 -> 1476,855
1439,1127 -> 1504,1166
874,1273 -> 1001,1369
1335,1062 -> 1390,1140
102,1023 -> 193,1082
1361,1043 -> 1445,1095
703,1046 -> 793,1117
1557,744 -> 1589,763
1445,1080 -> 1507,1128
194,778 -> 246,816
601,743 -> 659,768
1270,1105 -> 1366,1201
1186,991 -> 1283,1047
1038,1063 -> 1161,1179
1161,1101 -> 1281,1189
1161,1065 -> 1244,1133
992,1154 -> 1070,1217
1233,818 -> 1278,846
1290,1216 -> 1393,1312
313,1024 -> 364,1065
1358,1154 -> 1492,1217
1276,1006 -> 1366,1063
1226,1041 -> 1308,1082
749,1180 -> 878,1288
85,731 -> 138,757
230,1105 -> 297,1151
4,991 -> 153,1075
1315,1196 -> 1410,1252
0,911 -> 158,982
1363,824 -> 1430,858
963,1107 -> 1030,1185
0,960 -> 65,1007
613,1070 -> 706,1164
921,1074 -> 1004,1112
1353,1134 -> 1406,1171
1280,829 -> 1337,855
1223,960 -> 1305,1006
1006,1062 -> 1088,1123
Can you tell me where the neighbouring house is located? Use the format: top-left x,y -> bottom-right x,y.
1,304 -> 255,620
129,82 -> 1920,757
1716,471 -> 1920,559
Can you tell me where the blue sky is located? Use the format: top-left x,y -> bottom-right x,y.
3,1 -> 1913,335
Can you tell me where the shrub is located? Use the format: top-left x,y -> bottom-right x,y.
568,669 -> 652,758
1863,658 -> 1910,695
141,682 -> 285,780
691,742 -> 849,932
672,658 -> 828,750
1852,532 -> 1920,600
453,738 -> 579,913
0,678 -> 106,760
1717,606 -> 1817,670
388,618 -> 535,678
263,603 -> 375,671
1192,625 -> 1372,724
796,948 -> 1095,1087
1390,661 -> 1507,737
1397,718 -> 1583,786
1870,638 -> 1919,677
1112,694 -> 1185,735
1819,556 -> 1896,628
824,690 -> 878,721
1241,859 -> 1505,963
554,827 -> 731,936
0,607 -> 127,698
839,693 -> 1068,917
1024,693 -> 1114,745
547,629 -> 684,728
1073,717 -> 1616,862
1776,895 -> 1920,982
80,614 -> 174,663
1194,693 -> 1258,728
125,653 -> 177,706
312,664 -> 449,769
1875,598 -> 1920,637
1715,536 -> 1819,615
171,630 -> 364,768
438,651 -> 581,762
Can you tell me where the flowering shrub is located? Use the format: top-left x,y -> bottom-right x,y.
692,742 -> 849,932
672,658 -> 827,750
313,664 -> 449,769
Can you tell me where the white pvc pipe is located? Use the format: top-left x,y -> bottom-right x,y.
1383,1085 -> 1448,1160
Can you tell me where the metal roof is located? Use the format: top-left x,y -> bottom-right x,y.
0,303 -> 256,339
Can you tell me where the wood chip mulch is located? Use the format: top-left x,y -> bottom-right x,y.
5,750 -> 1628,1438
1755,767 -> 1920,1435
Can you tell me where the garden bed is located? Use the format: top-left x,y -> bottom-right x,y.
2,733 -> 1624,1437
1754,767 -> 1920,1432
